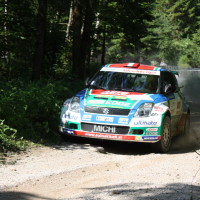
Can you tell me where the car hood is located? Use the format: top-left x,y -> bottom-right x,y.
83,89 -> 159,110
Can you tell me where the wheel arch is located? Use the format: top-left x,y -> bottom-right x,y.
164,110 -> 171,119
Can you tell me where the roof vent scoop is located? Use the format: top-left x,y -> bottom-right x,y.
125,63 -> 140,68
132,63 -> 140,68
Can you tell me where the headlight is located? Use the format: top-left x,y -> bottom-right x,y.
60,98 -> 71,121
135,103 -> 154,117
63,98 -> 71,109
69,96 -> 80,113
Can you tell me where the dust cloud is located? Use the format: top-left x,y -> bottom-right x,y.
172,69 -> 200,152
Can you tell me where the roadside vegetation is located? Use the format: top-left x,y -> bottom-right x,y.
0,78 -> 84,152
0,0 -> 200,152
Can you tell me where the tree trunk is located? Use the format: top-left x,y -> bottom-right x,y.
80,0 -> 95,77
32,0 -> 47,80
72,0 -> 96,79
101,25 -> 106,66
66,0 -> 73,41
72,0 -> 83,78
3,0 -> 8,64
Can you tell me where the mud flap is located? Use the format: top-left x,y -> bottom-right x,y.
176,113 -> 188,135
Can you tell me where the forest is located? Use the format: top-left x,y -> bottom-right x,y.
0,0 -> 200,151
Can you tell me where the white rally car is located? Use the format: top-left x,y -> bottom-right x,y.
59,63 -> 190,152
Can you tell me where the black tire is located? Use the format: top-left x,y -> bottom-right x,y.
61,134 -> 74,142
152,116 -> 171,153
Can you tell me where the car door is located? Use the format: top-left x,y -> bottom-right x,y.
162,71 -> 183,133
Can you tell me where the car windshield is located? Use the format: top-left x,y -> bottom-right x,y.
88,71 -> 159,94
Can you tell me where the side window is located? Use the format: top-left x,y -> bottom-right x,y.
163,72 -> 177,93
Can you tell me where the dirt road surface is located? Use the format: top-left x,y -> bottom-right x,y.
0,72 -> 200,200
0,107 -> 200,200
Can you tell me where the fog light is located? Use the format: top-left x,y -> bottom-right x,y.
133,129 -> 143,135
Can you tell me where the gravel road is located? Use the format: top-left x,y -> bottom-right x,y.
0,110 -> 200,200
0,72 -> 200,200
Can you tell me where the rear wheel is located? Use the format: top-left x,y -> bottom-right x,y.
152,116 -> 171,153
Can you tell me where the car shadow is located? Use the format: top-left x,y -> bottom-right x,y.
0,191 -> 53,200
54,129 -> 200,155
67,182 -> 200,200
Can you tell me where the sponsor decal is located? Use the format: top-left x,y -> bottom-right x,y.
87,99 -> 105,104
123,69 -> 160,75
90,89 -> 145,97
82,114 -> 92,121
75,131 -> 136,141
86,96 -> 133,108
68,113 -> 79,121
146,132 -> 158,135
101,67 -> 160,75
134,120 -> 157,126
135,136 -> 143,141
95,95 -> 109,98
130,116 -> 162,127
96,116 -> 114,122
118,118 -> 129,124
105,100 -> 131,107
62,128 -> 74,135
112,96 -> 127,100
85,132 -> 122,139
146,128 -> 158,131
93,125 -> 116,133
142,136 -> 159,141
101,91 -> 129,96
153,106 -> 165,113
95,95 -> 126,100
128,95 -> 153,101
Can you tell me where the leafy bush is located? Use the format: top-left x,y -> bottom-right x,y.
0,79 -> 84,145
178,55 -> 191,68
0,120 -> 29,152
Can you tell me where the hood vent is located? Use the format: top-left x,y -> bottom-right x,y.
94,97 -> 108,100
111,98 -> 127,101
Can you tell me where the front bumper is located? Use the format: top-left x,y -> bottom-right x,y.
59,126 -> 161,143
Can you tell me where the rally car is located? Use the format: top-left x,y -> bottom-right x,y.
59,63 -> 190,153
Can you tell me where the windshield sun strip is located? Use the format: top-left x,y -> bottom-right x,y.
101,67 -> 160,76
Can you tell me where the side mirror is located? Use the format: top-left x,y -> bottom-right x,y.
164,84 -> 173,94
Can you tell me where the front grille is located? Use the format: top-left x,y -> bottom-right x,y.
81,123 -> 129,134
84,106 -> 130,116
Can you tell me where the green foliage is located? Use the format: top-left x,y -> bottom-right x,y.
0,79 -> 85,145
1,0 -> 200,151
178,55 -> 191,68
0,120 -> 30,152
142,0 -> 200,66
97,0 -> 154,63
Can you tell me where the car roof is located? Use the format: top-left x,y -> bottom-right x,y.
103,63 -> 165,71
102,63 -> 179,75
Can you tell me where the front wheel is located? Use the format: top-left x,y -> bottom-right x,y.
152,116 -> 171,153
